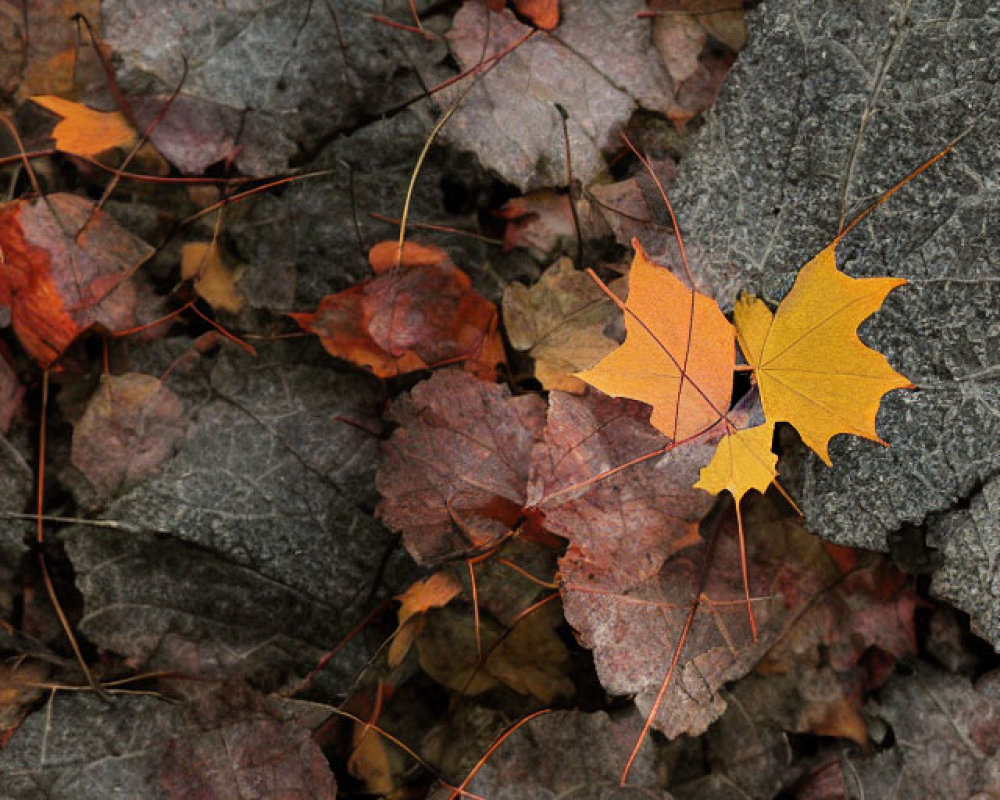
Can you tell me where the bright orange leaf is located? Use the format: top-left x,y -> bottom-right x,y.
31,96 -> 138,157
734,242 -> 914,466
577,239 -> 734,441
291,241 -> 505,380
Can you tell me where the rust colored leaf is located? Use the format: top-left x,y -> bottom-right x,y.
69,373 -> 187,509
0,194 -> 152,366
30,95 -> 138,157
486,0 -> 560,30
578,240 -> 734,441
377,370 -> 546,563
562,509 -> 784,739
503,258 -> 621,392
290,241 -> 505,380
158,715 -> 337,799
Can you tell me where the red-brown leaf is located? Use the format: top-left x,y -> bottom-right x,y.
527,390 -> 715,591
291,241 -> 505,379
377,370 -> 546,563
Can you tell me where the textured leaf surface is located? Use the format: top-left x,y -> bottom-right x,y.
441,0 -> 678,190
63,345 -> 406,687
579,241 -> 733,441
428,709 -> 668,799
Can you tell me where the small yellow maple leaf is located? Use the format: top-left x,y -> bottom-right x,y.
577,240 -> 734,441
694,422 -> 777,502
388,571 -> 462,667
30,96 -> 138,158
734,243 -> 914,465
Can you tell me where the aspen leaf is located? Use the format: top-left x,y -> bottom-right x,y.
694,422 -> 777,502
180,241 -> 245,314
388,571 -> 463,667
30,96 -> 138,157
577,240 -> 734,441
734,243 -> 914,466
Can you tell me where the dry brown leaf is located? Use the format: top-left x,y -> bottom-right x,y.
503,258 -> 621,392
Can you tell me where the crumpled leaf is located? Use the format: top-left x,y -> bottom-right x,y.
844,663 -> 1000,798
503,258 -> 620,392
0,193 -> 152,365
527,390 -> 714,591
666,0 -> 998,558
734,243 -> 913,466
430,709 -> 668,799
68,372 -> 187,510
578,240 -> 734,441
377,370 -> 547,564
180,241 -> 246,314
290,241 -> 504,380
440,0 -> 680,190
30,95 -> 138,157
389,571 -> 463,667
694,422 -> 777,502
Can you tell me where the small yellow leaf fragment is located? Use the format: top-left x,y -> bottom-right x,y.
695,422 -> 777,502
30,95 -> 138,157
735,243 -> 913,465
387,571 -> 462,667
180,241 -> 245,313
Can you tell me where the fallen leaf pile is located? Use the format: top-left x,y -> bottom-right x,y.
0,2 -> 995,799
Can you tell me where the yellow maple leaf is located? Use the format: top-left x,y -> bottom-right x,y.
694,422 -> 777,501
734,243 -> 914,466
577,239 -> 734,441
30,96 -> 138,158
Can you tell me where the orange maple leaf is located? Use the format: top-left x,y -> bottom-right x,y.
577,239 -> 734,441
30,96 -> 138,158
